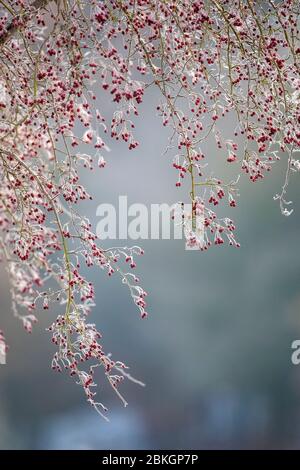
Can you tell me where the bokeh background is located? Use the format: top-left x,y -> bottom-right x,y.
1,88 -> 300,450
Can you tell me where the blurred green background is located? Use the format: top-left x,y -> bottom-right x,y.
1,89 -> 300,450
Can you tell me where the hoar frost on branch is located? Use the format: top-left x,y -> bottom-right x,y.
0,0 -> 299,417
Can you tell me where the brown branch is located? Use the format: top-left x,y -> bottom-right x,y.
0,0 -> 51,46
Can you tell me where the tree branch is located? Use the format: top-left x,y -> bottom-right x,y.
0,0 -> 51,46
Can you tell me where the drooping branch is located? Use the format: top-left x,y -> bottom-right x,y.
0,0 -> 299,417
0,0 -> 52,45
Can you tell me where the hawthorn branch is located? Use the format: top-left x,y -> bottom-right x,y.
0,0 -> 52,46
